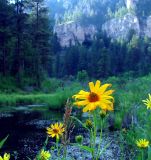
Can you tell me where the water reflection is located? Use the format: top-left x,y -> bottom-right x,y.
0,107 -> 63,159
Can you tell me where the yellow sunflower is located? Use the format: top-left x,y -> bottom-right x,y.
72,80 -> 114,112
142,94 -> 151,109
39,149 -> 51,160
136,139 -> 149,148
46,122 -> 65,139
0,153 -> 10,160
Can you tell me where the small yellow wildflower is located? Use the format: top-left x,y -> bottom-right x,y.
0,153 -> 10,160
72,80 -> 114,112
39,149 -> 51,160
142,94 -> 151,109
136,139 -> 149,148
46,122 -> 65,139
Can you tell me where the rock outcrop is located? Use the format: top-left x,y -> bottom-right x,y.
52,0 -> 151,47
102,13 -> 151,39
102,13 -> 140,39
125,0 -> 138,10
54,22 -> 97,47
144,16 -> 151,37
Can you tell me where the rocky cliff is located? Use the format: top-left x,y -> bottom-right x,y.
125,0 -> 138,10
145,16 -> 151,37
54,22 -> 97,47
48,0 -> 151,47
102,13 -> 140,39
102,14 -> 151,39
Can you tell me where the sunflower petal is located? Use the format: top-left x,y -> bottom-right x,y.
104,90 -> 115,96
83,104 -> 95,112
99,84 -> 112,93
95,80 -> 101,90
89,82 -> 95,92
74,100 -> 89,106
99,102 -> 113,111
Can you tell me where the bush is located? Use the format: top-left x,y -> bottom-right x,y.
77,70 -> 88,83
41,78 -> 63,93
0,76 -> 18,93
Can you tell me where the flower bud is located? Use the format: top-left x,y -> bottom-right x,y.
85,119 -> 93,129
75,135 -> 83,144
100,110 -> 107,119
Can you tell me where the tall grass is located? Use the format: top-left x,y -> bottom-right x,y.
106,74 -> 151,158
0,81 -> 82,110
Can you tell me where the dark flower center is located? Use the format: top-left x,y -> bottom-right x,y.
53,128 -> 59,134
141,143 -> 146,147
88,92 -> 99,102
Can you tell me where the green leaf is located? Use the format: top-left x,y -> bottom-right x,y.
78,145 -> 94,153
0,135 -> 9,149
99,141 -> 112,157
43,136 -> 49,148
71,143 -> 94,153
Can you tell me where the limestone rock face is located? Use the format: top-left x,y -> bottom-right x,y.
54,22 -> 97,47
145,16 -> 151,37
102,13 -> 140,39
52,0 -> 151,46
54,13 -> 151,46
125,0 -> 138,10
52,0 -> 117,47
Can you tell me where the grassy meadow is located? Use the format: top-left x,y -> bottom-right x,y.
0,80 -> 82,110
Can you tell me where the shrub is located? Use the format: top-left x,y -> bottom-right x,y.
77,70 -> 88,83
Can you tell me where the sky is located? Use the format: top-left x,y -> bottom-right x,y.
9,0 -> 15,3
9,0 -> 50,3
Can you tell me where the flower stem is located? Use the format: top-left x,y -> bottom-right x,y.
96,119 -> 103,159
92,111 -> 97,159
63,144 -> 67,159
141,149 -> 144,160
56,138 -> 60,159
90,129 -> 95,159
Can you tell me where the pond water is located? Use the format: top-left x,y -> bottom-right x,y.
0,106 -> 129,160
0,106 -> 63,159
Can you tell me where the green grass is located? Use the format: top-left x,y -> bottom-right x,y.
105,74 -> 151,159
0,93 -> 69,110
0,81 -> 82,111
